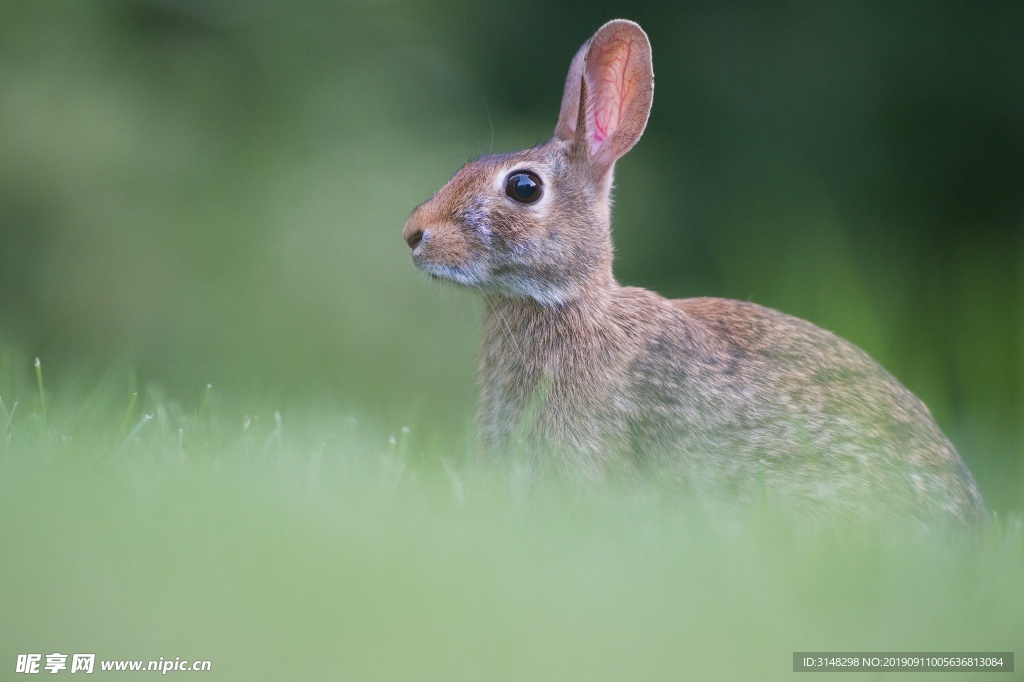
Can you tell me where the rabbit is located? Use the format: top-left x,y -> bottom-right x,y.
403,19 -> 985,527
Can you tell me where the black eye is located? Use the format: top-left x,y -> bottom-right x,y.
504,171 -> 542,204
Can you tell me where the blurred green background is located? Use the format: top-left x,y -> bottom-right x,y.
1,1 -> 1021,509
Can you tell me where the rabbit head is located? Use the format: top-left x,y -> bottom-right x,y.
403,20 -> 654,307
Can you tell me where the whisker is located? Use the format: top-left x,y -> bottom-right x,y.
486,299 -> 526,366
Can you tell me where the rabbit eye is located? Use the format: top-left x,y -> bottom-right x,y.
504,171 -> 542,204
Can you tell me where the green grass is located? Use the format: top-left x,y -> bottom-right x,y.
1,366 -> 1021,681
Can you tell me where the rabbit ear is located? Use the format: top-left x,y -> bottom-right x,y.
554,20 -> 653,176
554,39 -> 590,142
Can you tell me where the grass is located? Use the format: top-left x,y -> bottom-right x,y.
0,363 -> 1021,681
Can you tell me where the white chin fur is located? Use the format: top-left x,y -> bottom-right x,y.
491,273 -> 569,307
420,261 -> 489,288
421,262 -> 570,307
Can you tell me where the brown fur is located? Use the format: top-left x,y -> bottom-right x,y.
403,20 -> 985,527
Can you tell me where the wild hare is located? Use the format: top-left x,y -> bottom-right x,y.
403,20 -> 985,528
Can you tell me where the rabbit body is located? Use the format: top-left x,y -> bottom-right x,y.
478,288 -> 983,524
404,20 -> 985,525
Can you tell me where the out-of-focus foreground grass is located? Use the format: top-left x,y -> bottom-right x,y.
0,369 -> 1021,680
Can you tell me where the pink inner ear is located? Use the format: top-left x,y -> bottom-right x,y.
588,36 -> 636,149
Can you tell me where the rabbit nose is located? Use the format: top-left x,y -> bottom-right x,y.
405,227 -> 424,249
